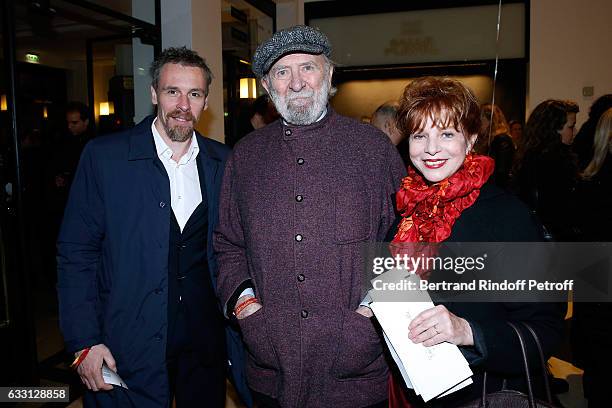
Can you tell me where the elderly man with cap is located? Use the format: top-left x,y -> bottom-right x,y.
214,25 -> 406,407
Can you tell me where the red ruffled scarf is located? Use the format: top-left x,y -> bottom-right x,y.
388,154 -> 494,408
393,154 -> 495,244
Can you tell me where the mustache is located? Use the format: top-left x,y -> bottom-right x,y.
167,110 -> 194,122
286,90 -> 314,100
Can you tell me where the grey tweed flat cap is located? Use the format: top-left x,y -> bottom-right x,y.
252,25 -> 331,77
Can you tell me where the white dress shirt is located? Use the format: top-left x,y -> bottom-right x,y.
152,119 -> 202,232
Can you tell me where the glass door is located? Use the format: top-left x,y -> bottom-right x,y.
0,0 -> 158,397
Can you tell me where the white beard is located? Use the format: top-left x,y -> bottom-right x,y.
268,76 -> 331,126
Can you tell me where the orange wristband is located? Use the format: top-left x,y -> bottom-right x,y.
234,297 -> 259,317
70,347 -> 91,369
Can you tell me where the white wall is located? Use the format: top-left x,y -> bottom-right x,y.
161,0 -> 225,142
191,0 -> 224,142
529,0 -> 612,126
132,0 -> 156,123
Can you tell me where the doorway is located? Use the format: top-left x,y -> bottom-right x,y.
0,0 -> 159,401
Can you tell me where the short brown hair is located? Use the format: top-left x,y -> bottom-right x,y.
66,101 -> 90,121
150,46 -> 213,94
396,76 -> 481,138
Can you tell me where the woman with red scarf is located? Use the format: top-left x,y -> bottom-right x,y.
388,77 -> 564,407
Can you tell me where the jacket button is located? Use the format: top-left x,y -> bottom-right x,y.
297,274 -> 305,282
154,334 -> 163,341
297,158 -> 304,165
301,310 -> 309,318
177,275 -> 186,280
154,288 -> 162,294
285,129 -> 292,136
295,234 -> 303,242
159,201 -> 166,208
295,194 -> 303,202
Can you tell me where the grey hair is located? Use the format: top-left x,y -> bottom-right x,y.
373,101 -> 400,120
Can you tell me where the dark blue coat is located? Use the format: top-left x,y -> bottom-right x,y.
57,116 -> 251,407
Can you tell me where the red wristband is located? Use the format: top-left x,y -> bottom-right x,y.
70,347 -> 91,369
234,297 -> 259,317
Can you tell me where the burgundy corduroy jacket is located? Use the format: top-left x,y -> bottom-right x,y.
215,108 -> 406,407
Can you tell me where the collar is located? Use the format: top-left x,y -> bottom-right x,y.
282,107 -> 327,126
281,106 -> 334,140
128,115 -> 223,163
151,118 -> 199,164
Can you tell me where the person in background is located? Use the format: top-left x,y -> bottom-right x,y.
228,94 -> 279,148
478,104 -> 515,189
249,94 -> 279,130
509,119 -> 523,143
572,94 -> 612,169
44,102 -> 94,284
515,99 -> 580,241
372,101 -> 404,146
388,76 -> 564,407
572,107 -> 612,408
576,107 -> 612,239
66,101 -> 91,139
372,101 -> 409,166
49,102 -> 93,224
215,25 -> 405,408
57,47 -> 249,408
52,101 -> 92,196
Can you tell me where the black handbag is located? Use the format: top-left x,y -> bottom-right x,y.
459,322 -> 558,408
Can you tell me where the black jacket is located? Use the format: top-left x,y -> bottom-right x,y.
571,155 -> 612,399
575,154 -> 612,241
432,183 -> 565,407
489,133 -> 515,189
516,145 -> 580,241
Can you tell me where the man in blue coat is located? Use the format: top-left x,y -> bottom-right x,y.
57,47 -> 250,407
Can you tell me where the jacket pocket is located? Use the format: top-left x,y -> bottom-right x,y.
334,191 -> 372,244
331,309 -> 387,380
237,308 -> 279,371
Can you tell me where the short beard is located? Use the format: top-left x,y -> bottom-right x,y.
268,75 -> 331,126
161,110 -> 194,142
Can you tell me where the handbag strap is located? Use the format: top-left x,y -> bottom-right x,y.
521,322 -> 554,404
507,321 -> 537,408
480,371 -> 487,406
479,372 -> 509,405
480,322 -> 553,408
